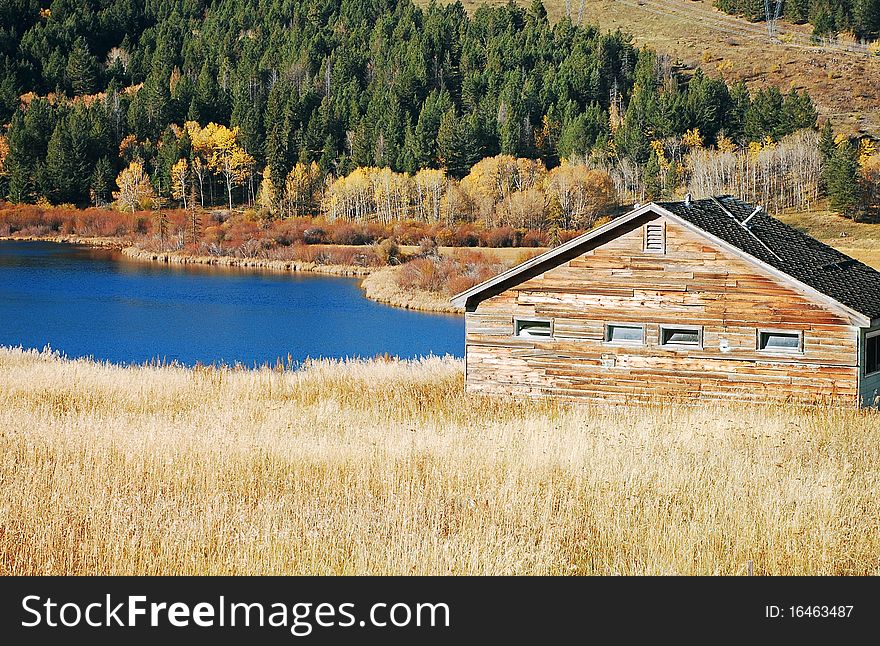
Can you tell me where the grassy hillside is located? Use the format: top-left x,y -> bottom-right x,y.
778,207 -> 880,269
1,346 -> 878,575
430,0 -> 880,136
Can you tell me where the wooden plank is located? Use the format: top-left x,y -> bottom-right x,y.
468,216 -> 861,406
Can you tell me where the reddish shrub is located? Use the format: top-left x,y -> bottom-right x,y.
433,226 -> 454,246
557,229 -> 584,243
445,274 -> 481,296
522,229 -> 548,247
480,226 -> 517,247
361,221 -> 390,243
451,223 -> 479,247
328,223 -> 367,245
303,227 -> 326,244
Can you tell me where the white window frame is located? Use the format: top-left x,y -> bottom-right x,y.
757,329 -> 804,355
603,322 -> 646,346
865,329 -> 880,377
659,324 -> 703,349
643,222 -> 666,254
513,317 -> 553,339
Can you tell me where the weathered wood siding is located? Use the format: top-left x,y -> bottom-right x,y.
466,213 -> 861,405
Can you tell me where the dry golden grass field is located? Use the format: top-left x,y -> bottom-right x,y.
1,346 -> 878,575
777,209 -> 880,269
426,0 -> 880,136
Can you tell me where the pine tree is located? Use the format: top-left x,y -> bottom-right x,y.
154,127 -> 182,198
744,87 -> 784,142
398,120 -> 419,173
818,120 -> 835,161
141,66 -> 171,141
665,161 -> 681,199
264,81 -> 292,189
644,152 -> 662,201
782,90 -> 818,133
530,0 -> 549,23
414,90 -> 452,167
90,157 -> 115,207
194,61 -> 221,124
826,139 -> 862,219
437,108 -> 478,180
350,119 -> 372,169
43,108 -> 93,205
725,81 -> 751,144
0,59 -> 19,125
854,0 -> 880,39
65,37 -> 100,97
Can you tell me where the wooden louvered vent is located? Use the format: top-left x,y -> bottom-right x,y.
644,222 -> 666,253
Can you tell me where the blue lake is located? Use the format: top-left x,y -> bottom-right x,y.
0,241 -> 464,366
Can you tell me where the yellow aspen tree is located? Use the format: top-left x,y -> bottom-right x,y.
682,128 -> 704,149
285,161 -> 322,217
205,123 -> 254,210
716,133 -> 737,153
461,155 -> 546,227
859,153 -> 880,212
544,163 -> 616,229
460,156 -> 502,225
113,160 -> 155,213
184,122 -> 214,207
190,157 -> 209,207
258,165 -> 276,214
170,158 -> 189,209
413,168 -> 446,222
0,135 -> 8,178
858,139 -> 877,167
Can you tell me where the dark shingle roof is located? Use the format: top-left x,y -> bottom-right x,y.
657,196 -> 880,321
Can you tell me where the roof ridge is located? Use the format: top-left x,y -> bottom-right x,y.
663,197 -> 880,322
453,198 -> 880,323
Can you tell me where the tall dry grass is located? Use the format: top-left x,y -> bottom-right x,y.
0,346 -> 878,575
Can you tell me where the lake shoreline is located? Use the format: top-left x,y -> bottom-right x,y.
0,234 -> 464,315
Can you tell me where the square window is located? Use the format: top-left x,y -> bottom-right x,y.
660,326 -> 702,347
515,319 -> 552,338
758,330 -> 802,353
605,324 -> 645,345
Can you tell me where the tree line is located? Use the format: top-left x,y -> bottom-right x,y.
0,0 -> 828,213
714,0 -> 880,41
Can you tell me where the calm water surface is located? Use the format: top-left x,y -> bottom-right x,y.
0,241 -> 463,366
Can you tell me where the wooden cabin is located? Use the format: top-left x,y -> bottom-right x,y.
451,197 -> 880,407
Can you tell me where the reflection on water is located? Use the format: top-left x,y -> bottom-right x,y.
0,241 -> 463,366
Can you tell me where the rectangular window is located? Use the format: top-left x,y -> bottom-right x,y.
866,333 -> 880,376
605,324 -> 645,345
644,223 -> 665,253
515,319 -> 552,338
758,330 -> 802,353
660,325 -> 702,347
